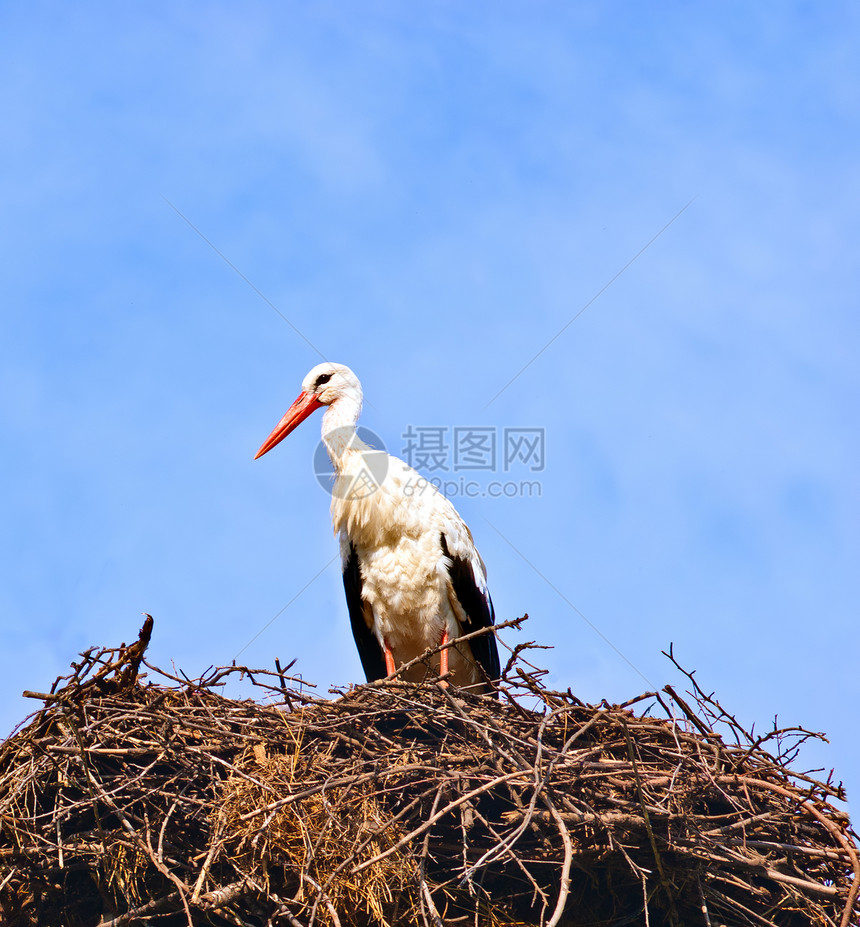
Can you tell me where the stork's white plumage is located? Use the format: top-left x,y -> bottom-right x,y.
255,362 -> 500,694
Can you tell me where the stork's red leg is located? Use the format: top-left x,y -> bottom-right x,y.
439,628 -> 450,685
383,640 -> 396,677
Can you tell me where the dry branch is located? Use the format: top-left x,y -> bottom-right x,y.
0,616 -> 857,926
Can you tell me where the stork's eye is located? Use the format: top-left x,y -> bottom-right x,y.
315,372 -> 334,389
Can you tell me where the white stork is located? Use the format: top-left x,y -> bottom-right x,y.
254,362 -> 500,694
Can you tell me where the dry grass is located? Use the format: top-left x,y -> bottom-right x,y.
0,615 -> 857,926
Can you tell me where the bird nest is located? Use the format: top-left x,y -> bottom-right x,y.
0,616 -> 857,927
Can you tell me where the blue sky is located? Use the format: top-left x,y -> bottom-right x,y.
2,3 -> 858,811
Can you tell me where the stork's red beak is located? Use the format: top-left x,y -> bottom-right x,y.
254,391 -> 324,459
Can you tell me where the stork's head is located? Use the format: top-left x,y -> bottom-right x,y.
300,362 -> 362,406
254,362 -> 362,460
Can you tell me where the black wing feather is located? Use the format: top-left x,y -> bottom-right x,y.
441,533 -> 501,686
342,542 -> 387,682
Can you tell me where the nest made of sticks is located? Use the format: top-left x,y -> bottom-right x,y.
0,615 -> 857,927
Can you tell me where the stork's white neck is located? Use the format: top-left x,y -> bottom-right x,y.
321,393 -> 367,472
